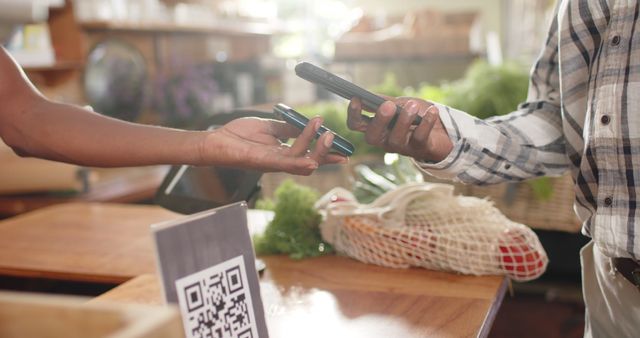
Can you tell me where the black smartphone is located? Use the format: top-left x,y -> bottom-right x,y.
294,61 -> 422,127
273,103 -> 355,157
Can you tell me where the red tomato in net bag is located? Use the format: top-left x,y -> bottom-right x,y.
498,229 -> 545,280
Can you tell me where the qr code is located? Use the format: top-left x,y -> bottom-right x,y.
175,255 -> 257,338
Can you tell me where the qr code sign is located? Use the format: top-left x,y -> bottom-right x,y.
176,255 -> 257,338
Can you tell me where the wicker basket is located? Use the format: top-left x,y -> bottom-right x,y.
445,174 -> 581,233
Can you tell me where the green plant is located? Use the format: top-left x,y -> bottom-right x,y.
253,180 -> 333,259
370,72 -> 405,97
405,84 -> 447,104
438,60 -> 530,119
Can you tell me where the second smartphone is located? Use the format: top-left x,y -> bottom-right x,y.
273,103 -> 355,157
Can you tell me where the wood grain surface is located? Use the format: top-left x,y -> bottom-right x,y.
0,203 -> 176,283
96,258 -> 508,338
0,202 -> 507,337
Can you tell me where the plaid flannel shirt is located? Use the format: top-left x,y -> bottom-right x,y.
420,0 -> 640,260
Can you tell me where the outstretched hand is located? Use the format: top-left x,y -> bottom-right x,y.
347,97 -> 453,162
202,117 -> 348,175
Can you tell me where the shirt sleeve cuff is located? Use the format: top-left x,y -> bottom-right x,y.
414,102 -> 477,180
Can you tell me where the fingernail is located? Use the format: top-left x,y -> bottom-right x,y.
308,161 -> 319,170
323,132 -> 334,147
380,101 -> 396,116
423,106 -> 438,119
315,117 -> 323,130
406,101 -> 418,115
428,108 -> 439,121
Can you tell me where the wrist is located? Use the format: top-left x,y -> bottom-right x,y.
194,130 -> 218,165
429,139 -> 454,163
196,128 -> 249,168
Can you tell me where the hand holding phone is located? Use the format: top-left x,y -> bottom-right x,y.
273,103 -> 354,157
294,62 -> 422,128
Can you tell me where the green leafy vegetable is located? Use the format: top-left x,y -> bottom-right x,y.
253,180 -> 333,259
255,198 -> 276,211
438,60 -> 530,119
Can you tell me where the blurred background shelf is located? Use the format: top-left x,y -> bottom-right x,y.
0,166 -> 168,218
80,20 -> 285,37
19,0 -> 276,109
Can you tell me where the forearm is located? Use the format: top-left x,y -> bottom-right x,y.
0,46 -> 207,167
0,46 -> 342,174
417,102 -> 569,184
3,96 -> 208,167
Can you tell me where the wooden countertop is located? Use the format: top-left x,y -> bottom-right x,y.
0,203 -> 175,283
0,202 -> 507,337
95,257 -> 507,338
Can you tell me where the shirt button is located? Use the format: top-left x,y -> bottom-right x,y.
604,197 -> 613,206
504,164 -> 511,170
611,35 -> 621,46
601,115 -> 611,125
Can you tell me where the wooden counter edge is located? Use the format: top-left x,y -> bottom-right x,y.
477,277 -> 509,338
0,266 -> 131,285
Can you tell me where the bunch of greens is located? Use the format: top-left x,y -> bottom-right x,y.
438,60 -> 530,119
253,180 -> 333,259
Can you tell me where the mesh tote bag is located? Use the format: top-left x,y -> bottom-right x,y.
315,182 -> 548,281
